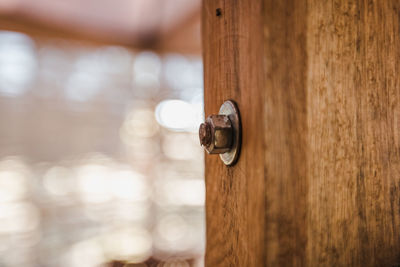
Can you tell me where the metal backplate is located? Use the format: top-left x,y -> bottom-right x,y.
218,100 -> 241,166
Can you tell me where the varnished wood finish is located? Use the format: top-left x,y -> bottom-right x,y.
203,0 -> 400,266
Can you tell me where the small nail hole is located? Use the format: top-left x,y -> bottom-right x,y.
216,8 -> 222,17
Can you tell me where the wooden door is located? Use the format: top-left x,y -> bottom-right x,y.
203,0 -> 400,266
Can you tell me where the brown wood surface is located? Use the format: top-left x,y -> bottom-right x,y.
203,0 -> 400,266
203,1 -> 265,266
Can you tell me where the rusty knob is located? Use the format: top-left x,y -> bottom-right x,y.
199,122 -> 212,147
199,114 -> 233,154
199,100 -> 241,166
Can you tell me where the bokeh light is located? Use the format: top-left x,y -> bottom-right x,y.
0,30 -> 204,267
0,31 -> 37,97
155,100 -> 202,132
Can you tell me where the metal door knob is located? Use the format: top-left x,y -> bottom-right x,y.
199,100 -> 241,166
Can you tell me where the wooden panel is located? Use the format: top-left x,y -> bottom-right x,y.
204,0 -> 400,266
263,0 -> 308,266
306,1 -> 400,266
202,1 -> 265,266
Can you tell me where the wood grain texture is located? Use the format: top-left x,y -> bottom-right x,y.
306,1 -> 400,266
263,0 -> 308,266
203,0 -> 265,266
203,0 -> 400,266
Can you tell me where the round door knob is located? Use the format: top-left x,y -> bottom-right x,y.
199,100 -> 241,166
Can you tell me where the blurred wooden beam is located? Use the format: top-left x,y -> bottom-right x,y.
0,0 -> 201,53
153,12 -> 201,55
0,16 -> 115,46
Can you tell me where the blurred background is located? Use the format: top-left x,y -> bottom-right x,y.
0,1 -> 204,266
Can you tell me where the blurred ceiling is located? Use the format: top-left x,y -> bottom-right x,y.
0,0 -> 201,53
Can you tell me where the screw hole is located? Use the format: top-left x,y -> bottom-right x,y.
216,8 -> 222,17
